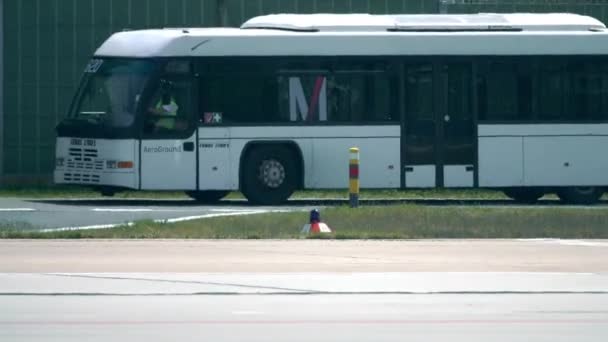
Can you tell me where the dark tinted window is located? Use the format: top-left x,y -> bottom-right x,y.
201,75 -> 279,124
199,58 -> 396,125
478,57 -> 608,122
477,59 -> 532,121
538,59 -> 608,121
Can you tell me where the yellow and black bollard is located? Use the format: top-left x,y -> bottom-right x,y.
349,147 -> 360,208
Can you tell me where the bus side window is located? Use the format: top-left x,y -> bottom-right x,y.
201,74 -> 279,124
145,76 -> 193,134
477,59 -> 532,122
278,63 -> 393,124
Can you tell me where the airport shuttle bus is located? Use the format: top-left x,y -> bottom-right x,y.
55,13 -> 608,204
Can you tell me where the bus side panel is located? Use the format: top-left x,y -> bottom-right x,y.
307,126 -> 400,189
310,138 -> 400,189
524,136 -> 608,186
228,126 -> 400,191
478,136 -> 524,187
478,124 -> 608,188
198,127 -> 233,190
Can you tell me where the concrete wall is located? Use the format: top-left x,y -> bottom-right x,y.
0,0 -> 4,184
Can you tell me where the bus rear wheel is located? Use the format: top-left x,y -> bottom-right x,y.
242,146 -> 297,205
503,188 -> 544,204
186,190 -> 229,203
557,187 -> 603,205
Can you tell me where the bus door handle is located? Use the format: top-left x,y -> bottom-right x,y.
183,142 -> 195,152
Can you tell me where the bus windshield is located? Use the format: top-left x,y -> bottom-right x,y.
70,59 -> 157,129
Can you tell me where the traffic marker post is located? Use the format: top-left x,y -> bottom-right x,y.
301,209 -> 332,234
349,147 -> 360,208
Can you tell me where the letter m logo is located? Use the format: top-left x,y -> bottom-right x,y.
289,76 -> 327,122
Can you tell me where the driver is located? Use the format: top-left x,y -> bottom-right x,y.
148,79 -> 179,130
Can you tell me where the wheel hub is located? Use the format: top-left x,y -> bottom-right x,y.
259,159 -> 285,188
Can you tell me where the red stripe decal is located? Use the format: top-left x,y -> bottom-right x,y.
307,76 -> 324,121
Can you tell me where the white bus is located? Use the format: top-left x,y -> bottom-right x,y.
55,13 -> 608,205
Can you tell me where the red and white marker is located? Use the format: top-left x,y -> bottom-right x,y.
301,209 -> 332,234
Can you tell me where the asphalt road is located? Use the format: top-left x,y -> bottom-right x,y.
0,198 -> 299,230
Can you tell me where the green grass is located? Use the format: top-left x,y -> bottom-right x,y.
3,205 -> 607,239
0,185 -> 512,200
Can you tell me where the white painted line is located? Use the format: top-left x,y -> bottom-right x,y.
208,208 -> 269,213
41,210 -> 291,232
519,239 -> 608,247
92,208 -> 271,213
0,208 -> 36,212
556,240 -> 608,247
92,208 -> 153,212
40,222 -> 135,233
161,210 -> 293,223
232,311 -> 264,316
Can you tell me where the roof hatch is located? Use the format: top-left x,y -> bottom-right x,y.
241,13 -> 606,32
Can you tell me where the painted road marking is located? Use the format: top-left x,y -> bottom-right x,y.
92,209 -> 154,212
0,208 -> 36,212
91,208 -> 269,213
161,210 -> 278,224
40,223 -> 135,233
42,210 -> 291,232
519,239 -> 608,247
232,311 -> 264,316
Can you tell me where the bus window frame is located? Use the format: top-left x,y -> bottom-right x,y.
139,57 -> 199,141
195,56 -> 400,127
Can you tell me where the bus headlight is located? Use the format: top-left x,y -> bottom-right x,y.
106,160 -> 133,169
117,161 -> 134,169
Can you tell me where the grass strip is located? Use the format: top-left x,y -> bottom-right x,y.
0,185 -> 514,200
2,205 -> 607,239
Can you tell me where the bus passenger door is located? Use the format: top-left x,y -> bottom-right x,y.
403,64 -> 437,187
403,62 -> 475,188
140,67 -> 198,190
439,62 -> 475,187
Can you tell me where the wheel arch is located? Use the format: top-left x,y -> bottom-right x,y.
238,140 -> 304,192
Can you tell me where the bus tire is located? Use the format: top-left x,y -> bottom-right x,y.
503,187 -> 544,204
99,187 -> 116,197
242,145 -> 297,205
557,187 -> 603,205
186,190 -> 229,203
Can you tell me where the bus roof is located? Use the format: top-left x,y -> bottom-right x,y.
94,13 -> 608,58
241,13 -> 606,32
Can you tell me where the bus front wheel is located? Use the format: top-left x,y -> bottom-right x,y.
186,190 -> 229,203
557,187 -> 603,205
503,188 -> 544,204
242,146 -> 297,205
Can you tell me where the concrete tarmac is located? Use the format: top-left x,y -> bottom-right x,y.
1,273 -> 608,342
2,239 -> 608,341
1,239 -> 607,272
